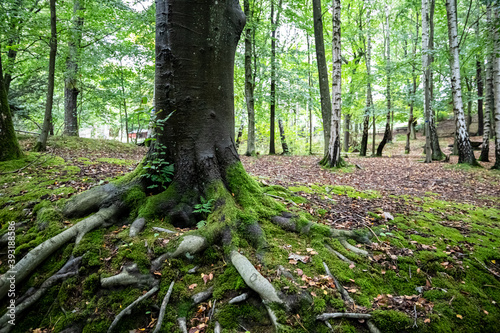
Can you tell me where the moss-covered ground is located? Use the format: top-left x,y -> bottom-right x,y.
1,135 -> 499,332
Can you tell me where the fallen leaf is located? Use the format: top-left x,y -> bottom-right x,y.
456,314 -> 463,319
188,284 -> 198,290
424,318 -> 431,323
349,263 -> 355,269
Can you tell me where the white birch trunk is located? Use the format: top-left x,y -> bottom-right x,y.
445,0 -> 476,164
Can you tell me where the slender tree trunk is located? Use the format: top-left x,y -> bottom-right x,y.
153,0 -> 245,206
406,15 -> 418,154
235,123 -> 244,150
429,0 -> 444,160
445,0 -> 476,165
476,21 -> 484,136
312,0 -> 332,156
34,0 -> 57,152
377,5 -> 392,157
480,5 -> 494,162
343,113 -> 350,152
278,119 -> 289,154
324,0 -> 342,167
466,79 -> 472,132
119,65 -> 129,143
269,0 -> 282,155
307,35 -> 313,155
360,0 -> 372,157
63,0 -> 84,136
0,44 -> 23,160
422,0 -> 432,162
493,7 -> 500,169
244,0 -> 255,156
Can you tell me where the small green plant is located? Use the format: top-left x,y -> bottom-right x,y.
193,197 -> 215,229
142,110 -> 175,190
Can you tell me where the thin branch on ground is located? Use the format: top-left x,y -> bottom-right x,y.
152,281 -> 174,333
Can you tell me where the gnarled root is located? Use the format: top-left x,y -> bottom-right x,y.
323,262 -> 355,309
107,285 -> 159,333
177,317 -> 188,333
0,204 -> 121,300
0,256 -> 82,332
151,235 -> 208,272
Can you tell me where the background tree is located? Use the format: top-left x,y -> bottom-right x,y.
34,0 -> 57,152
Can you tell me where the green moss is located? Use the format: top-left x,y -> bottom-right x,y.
213,265 -> 247,299
371,310 -> 412,333
216,303 -> 270,329
96,157 -> 137,166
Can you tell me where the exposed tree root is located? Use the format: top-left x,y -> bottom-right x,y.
192,286 -> 214,304
0,204 -> 121,300
230,250 -> 282,304
214,321 -> 221,333
316,312 -> 372,321
339,239 -> 369,257
107,285 -> 159,333
101,263 -> 155,288
367,320 -> 382,333
151,235 -> 208,272
228,292 -> 249,304
0,256 -> 82,332
323,262 -> 355,308
177,317 -> 188,333
265,304 -> 282,331
129,217 -> 146,237
152,281 -> 174,333
325,244 -> 355,265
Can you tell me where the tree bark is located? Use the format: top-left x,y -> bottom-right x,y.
377,5 -> 391,157
244,0 -> 255,156
445,0 -> 476,165
343,113 -> 350,152
154,0 -> 245,213
0,44 -> 23,161
34,0 -> 57,152
64,0 -> 84,136
480,5 -> 494,162
312,0 -> 332,156
324,0 -> 342,167
278,119 -> 289,154
360,0 -> 372,157
476,19 -> 484,137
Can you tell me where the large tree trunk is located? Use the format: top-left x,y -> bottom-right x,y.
476,19 -> 484,137
34,0 -> 57,152
64,0 -> 84,136
244,0 -> 255,156
480,5 -> 494,162
312,0 -> 332,156
360,0 -> 372,157
0,44 -> 23,161
493,7 -> 500,169
323,0 -> 342,167
154,0 -> 245,213
377,5 -> 392,157
445,0 -> 476,165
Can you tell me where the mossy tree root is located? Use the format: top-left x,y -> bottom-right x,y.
107,285 -> 159,333
0,256 -> 82,332
270,214 -> 372,257
0,204 -> 122,300
323,262 -> 355,309
101,263 -> 156,288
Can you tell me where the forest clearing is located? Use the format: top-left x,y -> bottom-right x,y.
0,133 -> 499,332
1,0 -> 500,332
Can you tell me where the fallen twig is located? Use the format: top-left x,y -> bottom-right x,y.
412,304 -> 418,328
323,262 -> 355,308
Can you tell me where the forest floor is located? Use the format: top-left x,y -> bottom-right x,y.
1,134 -> 500,333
